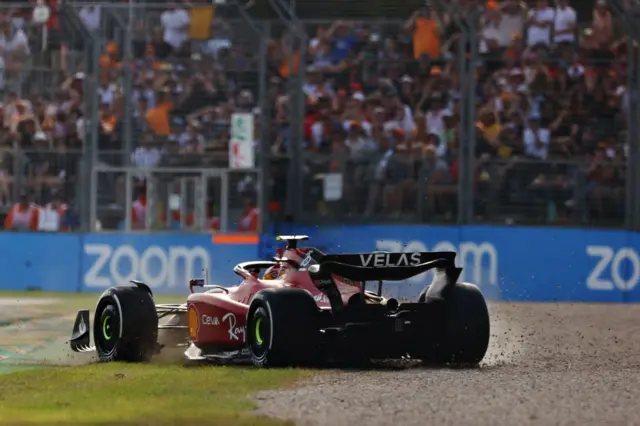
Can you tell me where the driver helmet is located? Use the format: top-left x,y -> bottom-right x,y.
263,264 -> 286,280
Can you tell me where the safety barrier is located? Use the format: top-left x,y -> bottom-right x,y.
1,226 -> 640,302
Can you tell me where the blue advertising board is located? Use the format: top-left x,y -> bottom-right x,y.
0,233 -> 81,292
80,234 -> 256,293
282,225 -> 640,303
0,233 -> 258,294
1,225 -> 640,303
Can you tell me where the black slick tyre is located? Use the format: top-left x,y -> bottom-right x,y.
246,288 -> 319,367
415,282 -> 490,365
93,285 -> 158,362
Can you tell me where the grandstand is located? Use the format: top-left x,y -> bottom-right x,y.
0,0 -> 633,230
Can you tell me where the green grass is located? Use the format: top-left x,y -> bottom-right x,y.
0,291 -> 316,425
0,363 -> 312,425
0,290 -> 185,312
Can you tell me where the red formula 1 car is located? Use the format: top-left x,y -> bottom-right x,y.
70,235 -> 490,367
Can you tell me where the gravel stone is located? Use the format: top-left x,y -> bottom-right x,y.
254,302 -> 640,426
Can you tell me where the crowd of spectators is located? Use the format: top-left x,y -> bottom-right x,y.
287,0 -> 630,225
0,0 -> 634,230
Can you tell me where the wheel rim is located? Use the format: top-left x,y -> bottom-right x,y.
250,310 -> 269,358
102,316 -> 112,340
254,317 -> 264,345
96,304 -> 119,356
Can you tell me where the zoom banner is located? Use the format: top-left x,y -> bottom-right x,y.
80,234 -> 258,293
1,227 -> 640,302
280,225 -> 640,303
0,233 -> 259,294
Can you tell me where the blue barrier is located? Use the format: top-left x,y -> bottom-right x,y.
281,225 -> 640,303
1,226 -> 640,302
0,233 -> 259,294
0,233 -> 80,292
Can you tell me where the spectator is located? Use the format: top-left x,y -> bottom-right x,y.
526,0 -> 554,51
482,1 -> 527,54
0,0 -> 629,229
37,190 -> 67,231
0,18 -> 29,72
406,7 -> 441,62
523,115 -> 550,160
480,6 -> 510,56
553,0 -> 577,54
236,192 -> 259,232
592,0 -> 614,47
145,90 -> 172,137
160,6 -> 191,56
4,191 -> 38,231
78,4 -> 101,33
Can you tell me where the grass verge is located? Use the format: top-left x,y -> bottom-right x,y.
0,363 -> 313,425
0,290 -> 185,312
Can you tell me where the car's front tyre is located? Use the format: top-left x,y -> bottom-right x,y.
93,285 -> 158,362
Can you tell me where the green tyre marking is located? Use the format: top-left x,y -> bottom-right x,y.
102,316 -> 111,340
255,317 -> 263,345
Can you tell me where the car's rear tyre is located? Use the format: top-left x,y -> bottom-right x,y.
246,288 -> 319,367
414,282 -> 490,365
94,285 -> 158,362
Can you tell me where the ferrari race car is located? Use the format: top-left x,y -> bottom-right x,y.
69,235 -> 490,367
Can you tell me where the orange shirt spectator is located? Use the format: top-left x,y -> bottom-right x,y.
100,42 -> 121,69
412,12 -> 440,59
5,200 -> 39,231
279,50 -> 300,79
146,92 -> 172,136
100,106 -> 118,135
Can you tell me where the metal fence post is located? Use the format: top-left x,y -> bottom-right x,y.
610,0 -> 640,230
60,4 -> 100,232
122,9 -> 135,166
258,21 -> 272,233
456,29 -> 471,225
433,2 -> 475,224
625,40 -> 637,230
270,0 -> 307,222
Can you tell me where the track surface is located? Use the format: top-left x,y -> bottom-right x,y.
0,297 -> 94,373
2,297 -> 639,424
254,303 -> 640,426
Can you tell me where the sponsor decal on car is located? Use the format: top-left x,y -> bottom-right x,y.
313,293 -> 330,303
359,252 -> 422,268
300,250 -> 314,268
187,305 -> 199,340
201,315 -> 219,326
222,313 -> 245,342
314,278 -> 333,287
375,239 -> 498,287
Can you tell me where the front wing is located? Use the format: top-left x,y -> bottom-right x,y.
69,304 -> 189,354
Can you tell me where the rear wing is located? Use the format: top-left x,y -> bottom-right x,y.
305,251 -> 461,309
316,251 -> 456,281
316,259 -> 451,282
